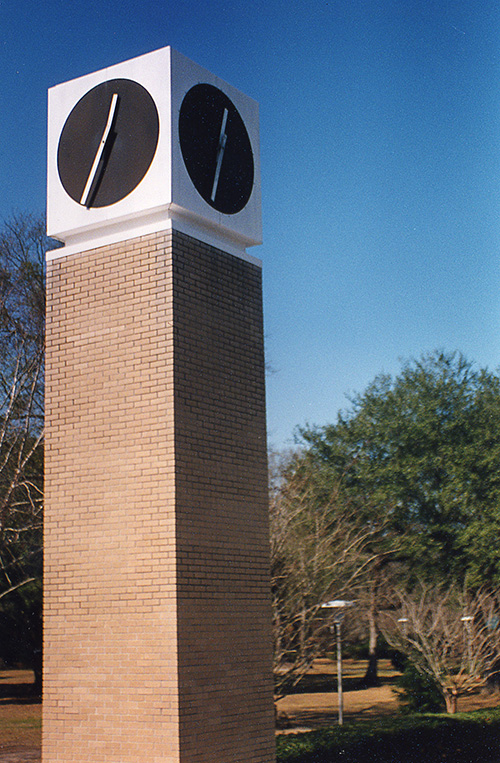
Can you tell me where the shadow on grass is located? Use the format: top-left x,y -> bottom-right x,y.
281,672 -> 400,695
0,677 -> 41,706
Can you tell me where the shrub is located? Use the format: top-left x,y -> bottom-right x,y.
395,660 -> 444,713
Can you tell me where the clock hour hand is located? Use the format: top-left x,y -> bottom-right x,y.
80,93 -> 119,207
211,107 -> 228,202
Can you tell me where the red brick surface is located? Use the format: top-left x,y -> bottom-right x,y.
43,230 -> 275,762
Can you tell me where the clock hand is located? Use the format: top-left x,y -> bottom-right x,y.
211,107 -> 228,202
79,92 -> 119,207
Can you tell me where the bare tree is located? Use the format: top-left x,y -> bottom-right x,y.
381,584 -> 500,713
270,452 -> 388,695
0,214 -> 48,605
0,212 -> 55,685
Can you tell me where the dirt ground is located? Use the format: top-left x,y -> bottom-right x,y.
0,660 -> 499,760
276,658 -> 500,732
0,670 -> 41,762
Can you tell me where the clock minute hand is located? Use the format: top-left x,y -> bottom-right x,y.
211,107 -> 229,202
80,93 -> 119,207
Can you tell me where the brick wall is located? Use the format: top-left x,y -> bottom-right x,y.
43,229 -> 275,763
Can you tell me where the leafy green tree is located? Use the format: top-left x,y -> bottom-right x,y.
298,351 -> 500,686
301,351 -> 500,588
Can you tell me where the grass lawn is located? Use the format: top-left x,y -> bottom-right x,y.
276,657 -> 500,730
0,669 -> 41,756
276,708 -> 500,762
276,658 -> 500,762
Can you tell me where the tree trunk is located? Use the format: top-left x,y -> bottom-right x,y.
273,597 -> 283,663
444,689 -> 458,714
298,602 -> 307,659
363,577 -> 380,687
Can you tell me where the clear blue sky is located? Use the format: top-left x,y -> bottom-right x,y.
2,0 -> 500,449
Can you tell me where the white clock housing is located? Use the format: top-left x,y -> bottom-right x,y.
47,47 -> 261,259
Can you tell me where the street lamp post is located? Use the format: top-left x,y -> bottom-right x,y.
321,600 -> 355,726
397,617 -> 409,637
461,615 -> 473,670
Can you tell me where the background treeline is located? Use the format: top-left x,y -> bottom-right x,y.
2,214 -> 500,712
271,348 -> 500,712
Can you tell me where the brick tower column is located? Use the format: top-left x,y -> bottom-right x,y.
43,229 -> 275,763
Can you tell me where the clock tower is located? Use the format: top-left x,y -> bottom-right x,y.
43,48 -> 274,763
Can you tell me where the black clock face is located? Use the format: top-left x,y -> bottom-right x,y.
178,84 -> 254,215
57,78 -> 159,208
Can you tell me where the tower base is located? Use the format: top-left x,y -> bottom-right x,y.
43,229 -> 275,763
